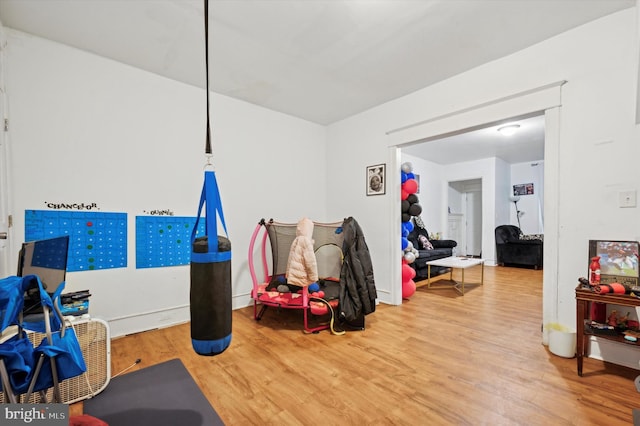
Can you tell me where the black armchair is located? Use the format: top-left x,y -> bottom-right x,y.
495,225 -> 543,269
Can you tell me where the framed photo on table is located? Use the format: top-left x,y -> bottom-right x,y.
367,163 -> 386,196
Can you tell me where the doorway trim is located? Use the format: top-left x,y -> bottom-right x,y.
0,29 -> 11,278
387,81 -> 564,337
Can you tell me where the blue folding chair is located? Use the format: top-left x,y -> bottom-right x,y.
0,274 -> 86,403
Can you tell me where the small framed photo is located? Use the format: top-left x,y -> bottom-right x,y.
513,183 -> 534,196
366,163 -> 386,196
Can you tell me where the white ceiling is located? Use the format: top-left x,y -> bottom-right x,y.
0,0 -> 635,164
402,114 -> 546,165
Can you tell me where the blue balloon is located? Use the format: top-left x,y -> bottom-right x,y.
406,172 -> 415,180
401,237 -> 409,251
401,171 -> 408,183
402,221 -> 414,236
405,221 -> 414,233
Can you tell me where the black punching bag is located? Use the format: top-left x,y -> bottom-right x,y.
190,170 -> 232,355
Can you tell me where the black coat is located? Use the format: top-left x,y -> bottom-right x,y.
339,217 -> 377,322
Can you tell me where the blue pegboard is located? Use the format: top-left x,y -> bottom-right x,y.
135,216 -> 205,269
25,210 -> 127,272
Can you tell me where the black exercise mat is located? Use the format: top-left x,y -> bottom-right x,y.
84,358 -> 224,426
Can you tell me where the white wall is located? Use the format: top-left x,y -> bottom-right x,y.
400,153 -> 444,235
495,157 -> 512,232
447,185 -> 462,216
510,161 -> 545,234
327,7 -> 640,371
3,30 -> 328,337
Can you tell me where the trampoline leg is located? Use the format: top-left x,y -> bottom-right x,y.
256,304 -> 268,320
303,307 -> 328,334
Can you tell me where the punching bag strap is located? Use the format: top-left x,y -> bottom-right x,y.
191,171 -> 229,263
205,171 -> 228,237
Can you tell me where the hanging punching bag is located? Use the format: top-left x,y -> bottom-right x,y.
190,170 -> 232,355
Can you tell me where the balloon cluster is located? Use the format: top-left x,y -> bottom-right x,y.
401,162 -> 421,299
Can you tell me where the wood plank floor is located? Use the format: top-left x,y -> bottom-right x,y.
72,266 -> 640,425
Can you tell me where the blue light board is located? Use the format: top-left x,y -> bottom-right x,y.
135,216 -> 205,269
25,210 -> 127,272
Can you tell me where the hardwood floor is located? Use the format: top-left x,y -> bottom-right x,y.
72,266 -> 640,425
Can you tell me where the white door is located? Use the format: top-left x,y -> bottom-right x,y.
0,34 -> 12,278
448,213 -> 465,255
465,190 -> 483,257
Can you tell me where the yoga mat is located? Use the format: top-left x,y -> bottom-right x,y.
84,358 -> 224,426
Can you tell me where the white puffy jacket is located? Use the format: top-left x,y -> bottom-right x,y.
285,217 -> 318,287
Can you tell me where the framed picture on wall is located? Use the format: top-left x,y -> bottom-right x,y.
513,183 -> 534,196
366,163 -> 386,196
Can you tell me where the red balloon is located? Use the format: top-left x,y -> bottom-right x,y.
402,263 -> 416,281
402,279 -> 416,299
403,179 -> 418,195
401,189 -> 409,200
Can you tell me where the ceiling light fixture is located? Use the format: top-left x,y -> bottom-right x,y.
497,124 -> 520,136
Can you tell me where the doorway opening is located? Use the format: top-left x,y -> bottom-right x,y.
388,81 -> 563,322
448,178 -> 482,257
400,113 -> 545,265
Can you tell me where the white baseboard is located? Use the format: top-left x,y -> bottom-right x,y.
107,294 -> 254,338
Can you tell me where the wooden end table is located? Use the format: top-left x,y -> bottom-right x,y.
575,286 -> 640,376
